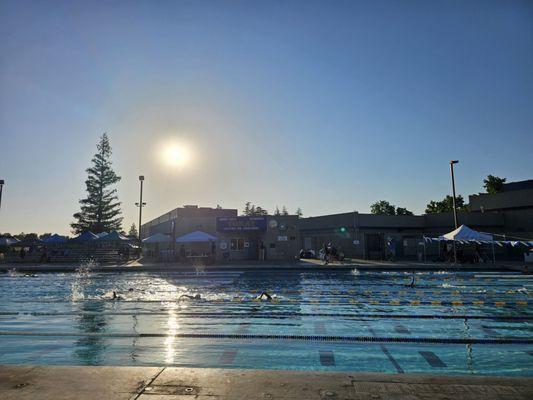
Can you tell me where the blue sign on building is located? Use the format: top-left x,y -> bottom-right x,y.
216,216 -> 267,232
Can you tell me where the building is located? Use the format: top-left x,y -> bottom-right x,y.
142,205 -> 300,261
469,179 -> 533,234
300,180 -> 533,261
143,179 -> 533,263
299,211 -> 506,260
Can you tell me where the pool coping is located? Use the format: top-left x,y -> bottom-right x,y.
0,260 -> 524,273
0,365 -> 532,399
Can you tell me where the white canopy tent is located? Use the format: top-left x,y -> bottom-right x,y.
438,225 -> 495,264
439,225 -> 493,242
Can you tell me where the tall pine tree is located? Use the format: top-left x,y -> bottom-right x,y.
71,133 -> 123,234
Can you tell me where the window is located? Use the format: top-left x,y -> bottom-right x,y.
230,238 -> 245,251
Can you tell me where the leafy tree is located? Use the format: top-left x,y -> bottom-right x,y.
274,206 -> 281,216
71,133 -> 123,234
483,175 -> 506,194
425,195 -> 466,214
295,207 -> 303,217
281,206 -> 289,216
16,233 -> 38,241
128,223 -> 138,238
242,202 -> 268,216
370,200 -> 396,215
39,233 -> 53,240
254,206 -> 268,215
395,207 -> 413,216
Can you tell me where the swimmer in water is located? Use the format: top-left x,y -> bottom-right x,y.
407,274 -> 416,288
179,294 -> 202,301
112,291 -> 123,300
256,292 -> 273,301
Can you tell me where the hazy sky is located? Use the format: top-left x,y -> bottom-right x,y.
1,0 -> 532,235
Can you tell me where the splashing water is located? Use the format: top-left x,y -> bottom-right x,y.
70,279 -> 86,301
69,258 -> 99,300
351,268 -> 360,276
76,258 -> 99,274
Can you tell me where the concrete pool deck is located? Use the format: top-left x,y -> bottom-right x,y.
0,366 -> 532,400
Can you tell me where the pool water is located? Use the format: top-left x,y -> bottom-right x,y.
0,268 -> 532,375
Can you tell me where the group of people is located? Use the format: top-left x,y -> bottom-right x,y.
109,290 -> 275,302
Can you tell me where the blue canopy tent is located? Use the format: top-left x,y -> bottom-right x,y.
42,234 -> 68,244
142,233 -> 171,244
175,231 -> 217,264
96,231 -> 130,242
0,236 -> 20,246
72,231 -> 98,242
176,231 -> 217,243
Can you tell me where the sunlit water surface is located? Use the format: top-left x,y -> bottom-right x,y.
0,267 -> 532,375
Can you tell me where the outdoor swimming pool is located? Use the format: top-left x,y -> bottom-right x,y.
0,268 -> 532,376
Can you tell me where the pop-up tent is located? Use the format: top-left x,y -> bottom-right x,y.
42,234 -> 68,244
439,225 -> 493,242
176,230 -> 217,243
96,231 -> 130,242
72,231 -> 98,242
0,236 -> 20,246
142,233 -> 171,244
439,225 -> 495,264
175,231 -> 217,263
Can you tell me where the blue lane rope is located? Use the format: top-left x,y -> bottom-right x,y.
1,311 -> 531,320
0,331 -> 531,344
4,297 -> 530,306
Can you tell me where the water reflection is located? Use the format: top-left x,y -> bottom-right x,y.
165,308 -> 179,364
74,301 -> 108,365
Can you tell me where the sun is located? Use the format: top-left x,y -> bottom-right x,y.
163,144 -> 191,167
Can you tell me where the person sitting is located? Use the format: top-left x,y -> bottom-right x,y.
523,265 -> 530,275
256,292 -> 273,301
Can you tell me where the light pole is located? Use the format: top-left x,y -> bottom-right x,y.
0,180 -> 4,212
135,176 -> 146,247
449,160 -> 459,229
449,160 -> 459,264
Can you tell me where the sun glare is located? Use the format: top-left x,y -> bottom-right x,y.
163,144 -> 191,167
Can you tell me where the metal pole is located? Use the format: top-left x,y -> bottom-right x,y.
138,177 -> 144,245
0,180 -> 4,212
450,161 -> 459,229
449,161 -> 459,264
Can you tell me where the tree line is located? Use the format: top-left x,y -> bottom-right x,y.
242,202 -> 303,217
370,175 -> 506,215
